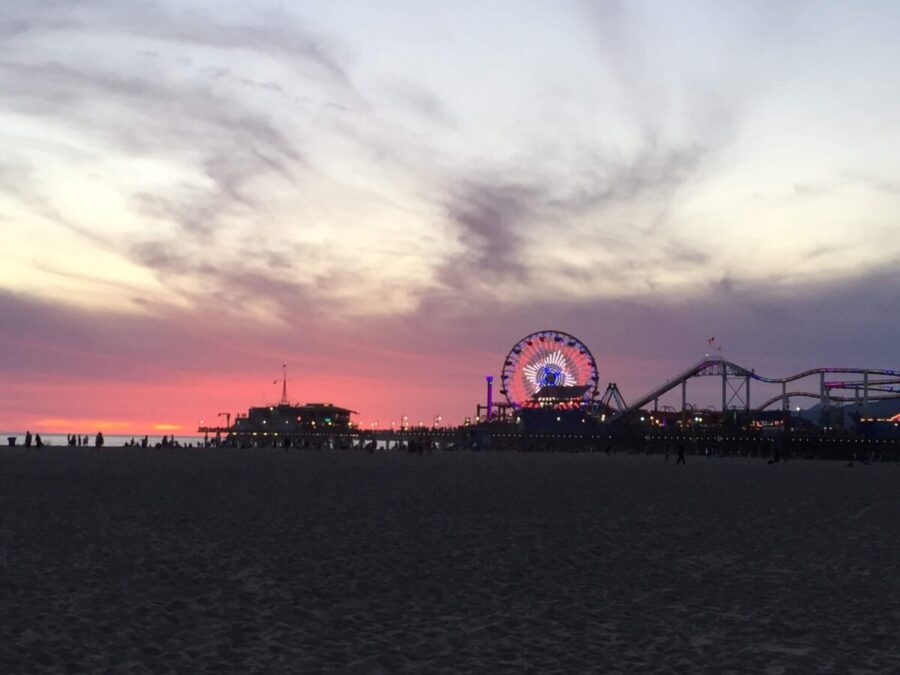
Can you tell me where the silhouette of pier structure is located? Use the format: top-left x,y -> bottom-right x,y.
199,334 -> 900,452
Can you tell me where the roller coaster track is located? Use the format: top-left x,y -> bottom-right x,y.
755,391 -> 900,411
612,357 -> 900,418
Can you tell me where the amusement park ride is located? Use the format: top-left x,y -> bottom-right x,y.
477,330 -> 600,423
478,329 -> 900,430
202,330 -> 900,443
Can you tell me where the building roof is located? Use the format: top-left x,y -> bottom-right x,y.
532,385 -> 591,401
250,402 -> 358,415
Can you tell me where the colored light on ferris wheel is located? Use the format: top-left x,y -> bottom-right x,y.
500,330 -> 600,408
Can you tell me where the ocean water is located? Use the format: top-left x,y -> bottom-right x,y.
1,433 -> 205,447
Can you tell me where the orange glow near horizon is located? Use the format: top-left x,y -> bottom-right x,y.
14,418 -> 186,436
32,418 -> 134,433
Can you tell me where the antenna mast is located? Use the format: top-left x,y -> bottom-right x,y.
280,363 -> 288,405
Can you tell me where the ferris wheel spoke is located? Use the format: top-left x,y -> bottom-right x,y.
500,331 -> 599,408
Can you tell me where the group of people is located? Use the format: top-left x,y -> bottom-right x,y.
66,433 -> 104,448
32,433 -> 189,448
121,435 -> 190,448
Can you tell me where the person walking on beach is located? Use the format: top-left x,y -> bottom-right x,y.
676,443 -> 686,465
95,431 -> 104,449
24,431 -> 32,448
35,434 -> 43,447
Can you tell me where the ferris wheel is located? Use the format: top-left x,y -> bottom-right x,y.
499,330 -> 600,407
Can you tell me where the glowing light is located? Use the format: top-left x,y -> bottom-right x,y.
34,418 -> 132,432
503,331 -> 598,408
523,349 -> 576,391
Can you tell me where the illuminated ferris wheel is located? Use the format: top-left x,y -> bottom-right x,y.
499,330 -> 600,407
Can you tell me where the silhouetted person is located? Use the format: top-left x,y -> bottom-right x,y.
676,443 -> 686,465
83,434 -> 89,446
24,431 -> 32,448
35,434 -> 43,447
95,431 -> 104,449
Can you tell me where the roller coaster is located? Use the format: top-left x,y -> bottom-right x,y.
608,356 -> 900,424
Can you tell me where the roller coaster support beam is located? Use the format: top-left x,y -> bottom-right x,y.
864,372 -> 869,418
745,376 -> 750,415
681,380 -> 687,428
820,372 -> 826,425
721,369 -> 727,413
782,381 -> 788,427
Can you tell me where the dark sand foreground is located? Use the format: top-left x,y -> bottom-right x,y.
2,448 -> 899,673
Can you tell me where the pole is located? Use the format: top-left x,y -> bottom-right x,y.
485,376 -> 494,421
721,368 -> 727,414
745,376 -> 750,414
863,371 -> 869,419
782,382 -> 788,427
681,379 -> 687,428
820,371 -> 826,426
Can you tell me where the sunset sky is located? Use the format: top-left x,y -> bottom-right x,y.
2,1 -> 899,434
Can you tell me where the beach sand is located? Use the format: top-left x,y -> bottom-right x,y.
1,447 -> 898,673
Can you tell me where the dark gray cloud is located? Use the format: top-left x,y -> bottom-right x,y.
0,286 -> 325,382
440,180 -> 540,286
389,80 -> 455,127
549,139 -> 711,216
429,120 -> 727,304
0,2 -> 350,84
